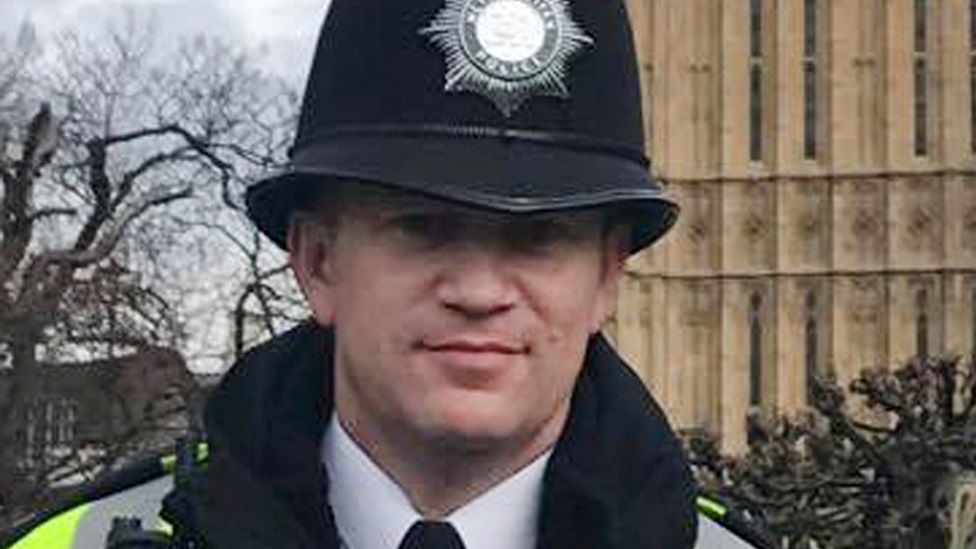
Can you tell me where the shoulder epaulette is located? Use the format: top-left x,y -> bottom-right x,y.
1,442 -> 207,548
696,494 -> 776,549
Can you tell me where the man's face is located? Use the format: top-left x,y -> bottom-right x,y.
292,186 -> 625,452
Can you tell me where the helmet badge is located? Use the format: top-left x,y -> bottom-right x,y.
421,0 -> 594,117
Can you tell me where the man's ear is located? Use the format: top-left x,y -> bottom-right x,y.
589,225 -> 629,334
288,218 -> 337,326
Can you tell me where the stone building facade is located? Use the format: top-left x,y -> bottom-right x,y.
611,0 -> 976,453
1,347 -> 196,469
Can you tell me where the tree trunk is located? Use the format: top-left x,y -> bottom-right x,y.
0,330 -> 41,523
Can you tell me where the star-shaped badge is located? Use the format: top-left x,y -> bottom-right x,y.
421,0 -> 594,117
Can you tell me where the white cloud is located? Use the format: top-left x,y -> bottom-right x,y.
0,0 -> 332,83
217,0 -> 333,81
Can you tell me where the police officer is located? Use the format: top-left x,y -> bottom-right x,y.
5,0 -> 772,547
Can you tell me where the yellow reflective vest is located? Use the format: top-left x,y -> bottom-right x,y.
6,484 -> 766,548
3,444 -> 207,549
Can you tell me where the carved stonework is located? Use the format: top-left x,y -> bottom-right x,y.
682,282 -> 715,327
849,277 -> 883,325
678,183 -> 717,269
639,280 -> 653,328
900,178 -> 943,256
851,179 -> 880,196
852,209 -> 880,237
836,178 -> 887,266
687,216 -> 709,243
907,207 -> 933,241
788,180 -> 830,267
615,0 -> 976,454
964,207 -> 976,251
743,213 -> 767,242
797,212 -> 821,241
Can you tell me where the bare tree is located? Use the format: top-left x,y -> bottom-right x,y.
687,355 -> 976,549
0,17 -> 299,526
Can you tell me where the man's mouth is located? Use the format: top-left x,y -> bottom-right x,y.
417,338 -> 528,386
422,338 -> 526,355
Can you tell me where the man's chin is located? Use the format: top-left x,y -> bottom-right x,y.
420,418 -> 527,454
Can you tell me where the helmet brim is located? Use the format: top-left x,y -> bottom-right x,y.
246,134 -> 679,254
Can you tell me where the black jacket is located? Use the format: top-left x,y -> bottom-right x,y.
167,322 -> 700,548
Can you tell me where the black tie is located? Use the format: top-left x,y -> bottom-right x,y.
397,520 -> 467,549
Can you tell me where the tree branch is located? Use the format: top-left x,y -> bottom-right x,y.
73,138 -> 113,253
101,124 -> 184,147
40,186 -> 192,269
111,148 -> 194,211
25,208 -> 77,224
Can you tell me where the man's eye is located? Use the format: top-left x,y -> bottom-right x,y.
389,215 -> 455,247
506,220 -> 579,253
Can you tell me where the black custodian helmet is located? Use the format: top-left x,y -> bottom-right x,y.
245,0 -> 679,254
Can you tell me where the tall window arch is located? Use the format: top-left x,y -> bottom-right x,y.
805,291 -> 819,401
803,0 -> 819,159
916,288 -> 930,357
970,285 -> 976,365
749,293 -> 763,408
749,0 -> 764,162
971,0 -> 976,153
914,0 -> 929,157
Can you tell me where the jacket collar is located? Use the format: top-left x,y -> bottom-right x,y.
192,322 -> 697,548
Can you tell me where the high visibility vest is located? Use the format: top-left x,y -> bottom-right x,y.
695,495 -> 773,549
3,444 -> 207,549
7,493 -> 765,549
6,476 -> 174,549
3,446 -> 769,548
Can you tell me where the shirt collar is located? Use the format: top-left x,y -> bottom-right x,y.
322,414 -> 551,549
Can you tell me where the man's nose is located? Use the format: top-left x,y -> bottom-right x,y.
435,248 -> 517,319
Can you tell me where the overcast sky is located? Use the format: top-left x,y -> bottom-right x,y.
0,0 -> 339,372
1,0 -> 333,84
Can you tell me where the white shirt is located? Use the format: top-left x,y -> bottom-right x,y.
322,415 -> 552,549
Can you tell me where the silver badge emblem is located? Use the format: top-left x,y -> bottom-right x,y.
421,0 -> 594,117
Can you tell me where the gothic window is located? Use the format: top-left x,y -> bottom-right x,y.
22,403 -> 38,466
915,0 -> 928,52
750,0 -> 763,58
44,400 -> 55,448
972,0 -> 976,54
915,0 -> 929,157
915,59 -> 928,157
971,0 -> 976,153
803,0 -> 818,159
52,398 -> 77,446
804,0 -> 817,57
750,66 -> 763,162
972,57 -> 976,154
971,285 -> 976,365
749,0 -> 764,162
749,293 -> 763,408
805,291 -> 819,402
18,398 -> 78,465
916,288 -> 930,357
